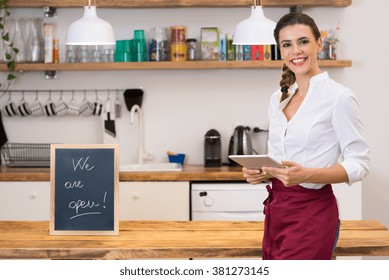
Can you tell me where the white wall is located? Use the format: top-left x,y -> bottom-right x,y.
1,1 -> 388,227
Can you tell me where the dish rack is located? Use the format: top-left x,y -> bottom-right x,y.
1,143 -> 51,167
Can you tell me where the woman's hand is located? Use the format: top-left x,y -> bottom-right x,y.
242,167 -> 270,184
262,160 -> 307,187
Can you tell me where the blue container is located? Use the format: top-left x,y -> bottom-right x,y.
168,153 -> 186,165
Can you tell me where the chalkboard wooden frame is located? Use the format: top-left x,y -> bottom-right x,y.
50,144 -> 119,235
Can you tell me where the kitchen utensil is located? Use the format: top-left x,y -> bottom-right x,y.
93,101 -> 103,116
102,97 -> 118,144
79,90 -> 94,116
30,102 -> 43,116
204,129 -> 221,167
2,102 -> 17,117
66,90 -> 80,116
17,101 -> 31,116
114,89 -> 122,118
104,97 -> 116,138
123,88 -> 143,111
2,93 -> 17,117
228,125 -> 254,165
30,91 -> 43,117
91,90 -> 103,116
80,101 -> 94,116
43,91 -> 56,117
54,91 -> 67,117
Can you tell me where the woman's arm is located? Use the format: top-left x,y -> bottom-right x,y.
262,161 -> 348,187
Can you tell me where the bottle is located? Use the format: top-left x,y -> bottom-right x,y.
26,18 -> 43,63
12,19 -> 26,62
53,39 -> 59,63
218,34 -> 226,61
226,33 -> 235,61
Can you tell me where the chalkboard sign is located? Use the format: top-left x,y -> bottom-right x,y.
50,144 -> 119,235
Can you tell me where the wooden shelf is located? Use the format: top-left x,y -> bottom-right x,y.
0,60 -> 351,72
7,0 -> 352,8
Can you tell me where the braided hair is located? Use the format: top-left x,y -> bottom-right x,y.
274,13 -> 321,102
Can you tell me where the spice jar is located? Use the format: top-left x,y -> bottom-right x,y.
186,38 -> 197,61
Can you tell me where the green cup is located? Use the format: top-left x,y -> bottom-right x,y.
133,30 -> 147,62
134,30 -> 145,40
115,40 -> 131,62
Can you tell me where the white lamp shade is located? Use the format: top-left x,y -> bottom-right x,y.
66,6 -> 115,45
233,6 -> 277,45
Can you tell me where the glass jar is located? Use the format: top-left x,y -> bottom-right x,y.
149,27 -> 169,61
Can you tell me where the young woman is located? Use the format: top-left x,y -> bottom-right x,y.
242,13 -> 370,260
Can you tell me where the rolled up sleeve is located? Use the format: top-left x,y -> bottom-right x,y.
333,89 -> 370,184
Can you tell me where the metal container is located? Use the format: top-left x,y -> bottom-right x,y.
186,38 -> 197,61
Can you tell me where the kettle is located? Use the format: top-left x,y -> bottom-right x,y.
228,126 -> 254,165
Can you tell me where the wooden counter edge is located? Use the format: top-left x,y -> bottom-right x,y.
0,220 -> 388,259
0,164 -> 245,182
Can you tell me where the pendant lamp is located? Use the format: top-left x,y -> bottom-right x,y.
233,0 -> 277,45
66,0 -> 115,45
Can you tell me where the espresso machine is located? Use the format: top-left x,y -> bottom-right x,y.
204,129 -> 221,167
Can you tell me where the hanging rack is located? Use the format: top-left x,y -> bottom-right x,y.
0,89 -> 126,103
0,89 -> 125,95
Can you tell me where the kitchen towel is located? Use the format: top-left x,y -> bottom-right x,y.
101,97 -> 118,144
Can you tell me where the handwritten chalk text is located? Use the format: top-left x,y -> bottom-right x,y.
64,180 -> 84,189
72,156 -> 95,172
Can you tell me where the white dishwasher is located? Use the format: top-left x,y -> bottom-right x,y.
191,182 -> 268,221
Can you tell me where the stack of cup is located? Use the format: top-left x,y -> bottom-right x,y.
170,26 -> 187,61
133,30 -> 147,62
114,40 -> 131,62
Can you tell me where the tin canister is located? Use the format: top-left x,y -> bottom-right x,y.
170,26 -> 186,43
186,38 -> 197,61
170,43 -> 187,61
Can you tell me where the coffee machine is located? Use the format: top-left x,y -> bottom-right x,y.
204,129 -> 221,167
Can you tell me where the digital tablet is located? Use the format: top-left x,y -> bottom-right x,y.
228,155 -> 285,169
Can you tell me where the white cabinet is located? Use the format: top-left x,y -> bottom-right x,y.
0,182 -> 50,221
0,181 -> 190,221
119,182 -> 190,221
0,180 -> 358,221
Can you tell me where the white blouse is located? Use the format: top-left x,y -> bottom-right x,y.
267,72 -> 370,189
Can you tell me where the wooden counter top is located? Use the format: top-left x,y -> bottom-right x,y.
0,164 -> 245,182
0,220 -> 388,259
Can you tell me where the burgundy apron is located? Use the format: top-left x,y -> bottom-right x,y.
262,178 -> 339,260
